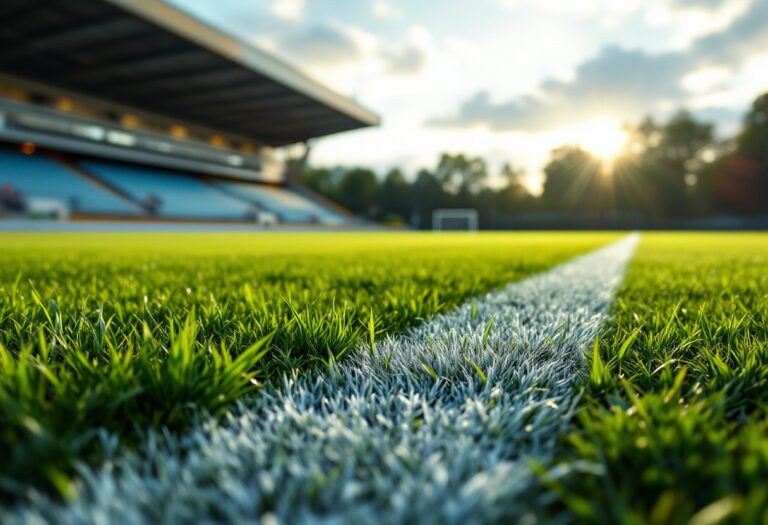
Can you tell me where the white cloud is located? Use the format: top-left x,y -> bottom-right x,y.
381,26 -> 432,75
498,0 -> 752,47
498,0 -> 640,28
687,52 -> 768,129
499,0 -> 613,17
274,23 -> 432,95
279,24 -> 362,66
432,0 -> 768,134
372,1 -> 400,19
271,0 -> 305,21
681,67 -> 730,94
644,0 -> 752,48
430,47 -> 687,132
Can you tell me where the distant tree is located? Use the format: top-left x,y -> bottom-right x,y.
474,187 -> 498,229
706,155 -> 765,214
736,92 -> 768,164
301,167 -> 338,198
498,185 -> 534,215
541,146 -> 602,213
656,110 -> 714,163
635,116 -> 662,149
658,111 -> 713,217
498,164 -> 531,211
480,163 -> 533,226
622,111 -> 715,218
336,168 -> 379,217
499,163 -> 524,187
707,92 -> 768,213
377,168 -> 411,223
411,169 -> 444,229
434,153 -> 488,195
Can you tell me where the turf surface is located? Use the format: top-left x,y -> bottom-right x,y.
540,233 -> 768,524
0,232 -> 615,500
5,231 -> 766,522
4,235 -> 638,524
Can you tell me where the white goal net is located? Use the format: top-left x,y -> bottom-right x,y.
432,208 -> 479,231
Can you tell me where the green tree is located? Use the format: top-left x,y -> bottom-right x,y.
411,169 -> 444,229
337,168 -> 379,216
376,168 -> 411,223
620,111 -> 715,218
301,167 -> 338,198
497,163 -> 532,213
434,153 -> 488,195
500,163 -> 523,186
646,111 -> 714,217
736,92 -> 768,164
707,92 -> 768,213
657,110 -> 714,163
541,146 -> 602,213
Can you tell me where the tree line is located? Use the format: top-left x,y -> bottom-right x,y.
301,92 -> 768,229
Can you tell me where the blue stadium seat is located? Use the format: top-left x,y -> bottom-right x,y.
0,150 -> 139,215
81,160 -> 256,220
217,182 -> 347,224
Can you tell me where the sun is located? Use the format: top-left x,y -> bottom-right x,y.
578,118 -> 628,161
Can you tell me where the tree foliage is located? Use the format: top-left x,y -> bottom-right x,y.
302,91 -> 768,228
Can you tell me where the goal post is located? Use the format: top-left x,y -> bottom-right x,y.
432,208 -> 479,231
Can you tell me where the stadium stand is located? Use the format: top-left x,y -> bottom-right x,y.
80,160 -> 258,221
0,0 -> 379,225
216,182 -> 348,224
0,149 -> 139,217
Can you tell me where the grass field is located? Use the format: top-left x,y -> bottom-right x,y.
0,232 -> 614,500
540,233 -> 768,524
1,231 -> 766,524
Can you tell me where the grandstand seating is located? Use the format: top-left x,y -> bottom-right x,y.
80,160 -> 258,221
0,150 -> 139,216
0,150 -> 352,224
216,182 -> 347,224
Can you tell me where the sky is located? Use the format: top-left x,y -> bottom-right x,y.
171,0 -> 768,191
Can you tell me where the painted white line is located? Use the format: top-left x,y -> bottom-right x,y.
11,234 -> 638,525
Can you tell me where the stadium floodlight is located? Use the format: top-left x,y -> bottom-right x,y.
432,208 -> 479,231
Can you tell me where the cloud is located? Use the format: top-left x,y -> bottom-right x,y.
271,0 -> 305,21
381,28 -> 431,75
276,22 -> 431,77
372,1 -> 401,19
688,105 -> 743,130
430,47 -> 687,131
692,0 -> 768,65
431,0 -> 768,132
278,25 -> 363,65
669,0 -> 733,10
170,0 -> 429,82
382,44 -> 428,75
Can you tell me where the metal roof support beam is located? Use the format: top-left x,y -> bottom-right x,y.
164,82 -> 283,107
89,66 -> 247,98
64,49 -> 210,84
220,107 -> 343,126
22,18 -> 143,51
187,95 -> 309,118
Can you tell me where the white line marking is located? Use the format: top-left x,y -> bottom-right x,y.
11,234 -> 638,524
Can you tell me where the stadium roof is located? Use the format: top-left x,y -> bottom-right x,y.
0,0 -> 380,146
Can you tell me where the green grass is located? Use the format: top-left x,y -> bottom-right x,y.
539,233 -> 768,524
0,231 -> 615,500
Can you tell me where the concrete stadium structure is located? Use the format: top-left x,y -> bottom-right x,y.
0,0 -> 379,225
